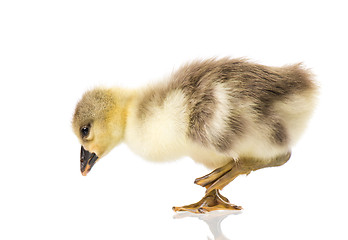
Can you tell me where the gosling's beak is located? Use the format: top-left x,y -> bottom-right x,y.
80,146 -> 99,176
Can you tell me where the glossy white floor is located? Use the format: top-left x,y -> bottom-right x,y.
1,1 -> 347,239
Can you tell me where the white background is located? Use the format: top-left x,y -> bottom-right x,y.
1,1 -> 347,239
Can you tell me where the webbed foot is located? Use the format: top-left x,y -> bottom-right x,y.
172,189 -> 242,214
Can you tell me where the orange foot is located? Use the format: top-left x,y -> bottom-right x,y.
173,189 -> 242,214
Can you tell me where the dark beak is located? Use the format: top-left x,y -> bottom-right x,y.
80,146 -> 99,176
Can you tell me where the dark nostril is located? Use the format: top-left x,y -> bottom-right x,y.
80,146 -> 85,158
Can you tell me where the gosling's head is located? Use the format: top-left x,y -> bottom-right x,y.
72,87 -> 128,176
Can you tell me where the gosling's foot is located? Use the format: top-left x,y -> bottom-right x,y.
172,189 -> 242,214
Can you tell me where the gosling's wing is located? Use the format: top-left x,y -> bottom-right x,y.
170,58 -> 317,155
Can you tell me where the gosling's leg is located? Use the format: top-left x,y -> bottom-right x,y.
173,152 -> 291,213
194,161 -> 235,188
201,152 -> 292,193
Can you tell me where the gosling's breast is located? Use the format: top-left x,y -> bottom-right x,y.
125,89 -> 189,162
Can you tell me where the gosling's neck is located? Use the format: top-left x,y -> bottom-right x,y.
107,87 -> 139,146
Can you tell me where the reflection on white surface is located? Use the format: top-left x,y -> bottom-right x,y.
174,211 -> 242,240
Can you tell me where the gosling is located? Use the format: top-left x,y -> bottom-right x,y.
72,58 -> 318,213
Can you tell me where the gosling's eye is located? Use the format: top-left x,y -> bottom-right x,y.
80,125 -> 90,138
